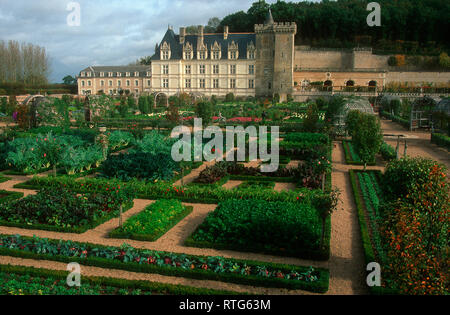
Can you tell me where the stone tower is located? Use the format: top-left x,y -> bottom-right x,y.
255,10 -> 297,101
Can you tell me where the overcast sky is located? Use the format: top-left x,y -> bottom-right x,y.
0,0 -> 314,82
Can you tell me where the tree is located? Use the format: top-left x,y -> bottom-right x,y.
139,56 -> 152,65
138,96 -> 150,114
196,101 -> 214,126
205,18 -> 221,33
352,113 -> 383,170
302,103 -> 320,132
62,75 -> 76,85
127,96 -> 136,109
313,189 -> 340,249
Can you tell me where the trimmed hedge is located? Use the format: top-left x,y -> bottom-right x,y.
0,175 -> 11,184
348,170 -> 398,295
0,264 -> 239,295
109,201 -> 193,242
0,234 -> 329,293
431,133 -> 450,151
0,190 -> 24,204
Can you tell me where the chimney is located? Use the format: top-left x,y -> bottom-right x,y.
198,25 -> 204,45
224,26 -> 229,40
179,27 -> 185,44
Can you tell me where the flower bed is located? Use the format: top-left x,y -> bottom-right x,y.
0,186 -> 134,233
0,264 -> 236,295
186,199 -> 329,260
0,234 -> 329,293
109,200 -> 193,242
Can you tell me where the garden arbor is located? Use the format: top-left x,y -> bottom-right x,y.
21,95 -> 48,129
410,96 -> 437,131
333,97 -> 375,134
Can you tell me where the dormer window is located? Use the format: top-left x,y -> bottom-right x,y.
228,41 -> 239,60
126,72 -> 130,77
100,72 -> 105,77
80,72 -> 85,77
87,72 -> 92,77
247,41 -> 256,59
183,42 -> 193,60
146,71 -> 151,77
211,41 -> 221,60
117,72 -> 122,77
108,72 -> 113,77
160,41 -> 171,60
134,72 -> 139,77
198,51 -> 207,60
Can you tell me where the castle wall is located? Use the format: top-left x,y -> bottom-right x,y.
385,72 -> 450,85
294,48 -> 353,69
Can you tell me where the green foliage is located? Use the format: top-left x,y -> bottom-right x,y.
110,200 -> 192,241
301,103 -> 320,132
0,97 -> 7,113
380,142 -> 397,161
225,93 -> 235,103
127,96 -> 136,109
138,96 -> 150,114
382,157 -> 447,203
351,113 -> 383,168
324,96 -> 345,125
0,234 -> 328,292
431,133 -> 450,150
345,110 -> 363,138
388,56 -> 398,66
107,131 -> 135,151
438,52 -> 450,69
195,101 -> 214,125
190,199 -> 323,258
0,186 -> 133,230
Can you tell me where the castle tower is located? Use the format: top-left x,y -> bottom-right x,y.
255,10 -> 297,101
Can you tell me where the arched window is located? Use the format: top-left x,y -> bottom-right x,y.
368,80 -> 377,87
324,80 -> 333,87
346,80 -> 355,87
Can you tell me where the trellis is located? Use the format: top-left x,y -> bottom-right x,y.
409,97 -> 437,131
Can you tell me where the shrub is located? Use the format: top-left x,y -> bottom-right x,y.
108,131 -> 135,151
194,163 -> 228,184
345,110 -> 363,138
189,199 -> 323,258
382,157 -> 447,203
302,103 -> 320,132
379,142 -> 396,161
352,113 -> 383,169
381,164 -> 449,295
225,93 -> 235,103
195,101 -> 214,126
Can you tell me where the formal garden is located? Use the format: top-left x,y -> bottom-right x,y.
0,92 -> 448,295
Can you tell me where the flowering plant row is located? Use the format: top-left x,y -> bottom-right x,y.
0,235 -> 329,292
17,175 -> 323,204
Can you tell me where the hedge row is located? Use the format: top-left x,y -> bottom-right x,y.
431,133 -> 450,151
0,234 -> 329,293
348,170 -> 398,295
380,111 -> 410,129
0,175 -> 11,184
0,264 -> 240,295
0,190 -> 24,203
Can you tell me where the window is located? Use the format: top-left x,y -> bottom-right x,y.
146,71 -> 151,77
248,51 -> 255,59
81,81 -> 85,87
135,72 -> 139,77
80,72 -> 85,77
199,51 -> 206,60
185,79 -> 191,88
213,65 -> 219,74
87,72 -> 92,77
184,52 -> 192,60
108,72 -> 113,77
230,79 -> 236,89
101,80 -> 105,87
199,79 -> 205,89
147,80 -> 151,86
212,51 -> 220,60
87,81 -> 91,87
126,80 -> 130,87
162,50 -> 169,60
213,79 -> 219,89
117,72 -> 122,77
199,65 -> 206,74
109,80 -> 113,87
230,65 -> 236,75
249,65 -> 255,75
163,79 -> 169,88
230,51 -> 237,60
135,80 -> 139,86
126,72 -> 130,77
249,79 -> 254,89
100,72 -> 105,77
163,65 -> 169,75
117,80 -> 121,87
185,65 -> 191,75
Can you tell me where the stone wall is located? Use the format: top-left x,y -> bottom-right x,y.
385,72 -> 450,85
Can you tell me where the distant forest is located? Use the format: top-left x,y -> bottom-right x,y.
210,0 -> 450,54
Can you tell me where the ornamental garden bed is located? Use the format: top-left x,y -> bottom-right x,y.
0,186 -> 134,233
349,169 -> 396,295
0,234 -> 330,293
237,181 -> 276,190
343,140 -> 376,166
109,200 -> 193,242
186,199 -> 330,260
14,176 -> 323,205
0,264 -> 238,295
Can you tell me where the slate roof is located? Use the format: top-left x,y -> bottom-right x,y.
79,65 -> 151,78
151,28 -> 256,61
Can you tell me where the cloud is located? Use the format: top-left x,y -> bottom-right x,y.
0,0 -> 285,82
